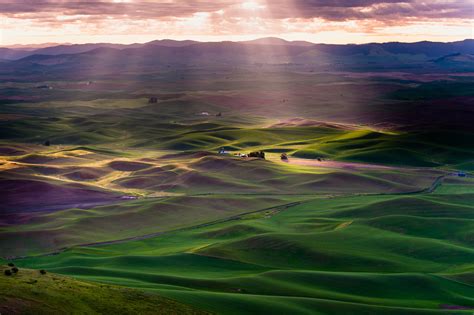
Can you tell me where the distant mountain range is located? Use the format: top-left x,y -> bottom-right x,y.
0,39 -> 202,61
1,38 -> 473,60
0,38 -> 473,75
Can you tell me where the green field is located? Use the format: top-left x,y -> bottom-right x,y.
9,186 -> 474,314
1,70 -> 474,314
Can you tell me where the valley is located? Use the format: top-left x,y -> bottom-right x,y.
1,39 -> 474,314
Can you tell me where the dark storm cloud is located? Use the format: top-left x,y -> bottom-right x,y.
0,0 -> 471,21
265,0 -> 473,20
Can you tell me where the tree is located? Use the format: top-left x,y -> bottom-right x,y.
248,151 -> 266,159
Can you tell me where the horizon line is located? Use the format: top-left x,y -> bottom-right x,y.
2,36 -> 473,49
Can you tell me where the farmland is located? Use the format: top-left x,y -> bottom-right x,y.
1,39 -> 474,314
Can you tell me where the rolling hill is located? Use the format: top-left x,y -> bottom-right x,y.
1,37 -> 474,314
8,179 -> 474,314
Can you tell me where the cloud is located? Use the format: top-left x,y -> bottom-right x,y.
0,1 -> 232,18
0,0 -> 471,21
0,0 -> 471,45
265,0 -> 473,20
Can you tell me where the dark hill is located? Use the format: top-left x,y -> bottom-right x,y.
1,39 -> 473,76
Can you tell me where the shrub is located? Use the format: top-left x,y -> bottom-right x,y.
7,263 -> 14,267
11,267 -> 18,273
40,269 -> 47,275
248,151 -> 265,159
4,270 -> 12,276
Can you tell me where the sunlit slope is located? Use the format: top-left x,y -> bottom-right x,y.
12,184 -> 474,314
0,142 -> 444,199
0,266 -> 208,315
1,142 -> 444,257
2,97 -> 474,167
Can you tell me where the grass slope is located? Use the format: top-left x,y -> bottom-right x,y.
1,142 -> 443,257
0,265 -> 208,315
2,74 -> 474,314
2,93 -> 474,168
0,195 -> 299,257
10,183 -> 474,314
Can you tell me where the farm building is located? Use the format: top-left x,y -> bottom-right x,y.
218,147 -> 231,155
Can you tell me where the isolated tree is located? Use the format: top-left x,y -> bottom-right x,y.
11,267 -> 18,273
4,270 -> 12,276
40,269 -> 47,275
7,263 -> 14,267
44,140 -> 51,146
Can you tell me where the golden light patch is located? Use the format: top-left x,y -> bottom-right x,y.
147,191 -> 183,198
62,150 -> 94,157
335,221 -> 353,230
186,244 -> 212,253
0,160 -> 21,171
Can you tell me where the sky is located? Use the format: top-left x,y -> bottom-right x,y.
0,0 -> 473,46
